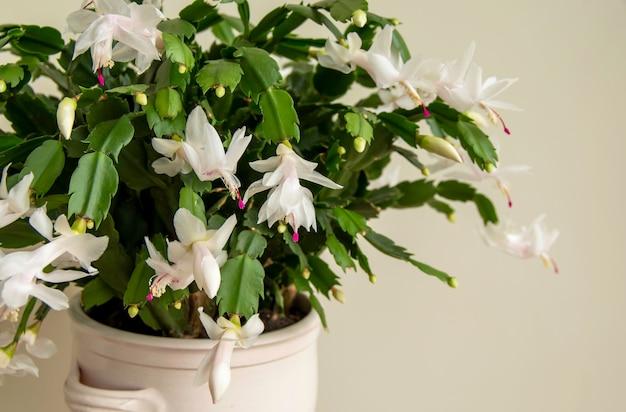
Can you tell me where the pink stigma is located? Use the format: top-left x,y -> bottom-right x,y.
146,292 -> 154,302
422,105 -> 431,118
292,232 -> 300,243
237,195 -> 245,210
504,127 -> 511,135
508,200 -> 513,208
97,68 -> 105,87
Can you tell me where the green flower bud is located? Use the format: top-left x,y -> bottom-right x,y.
332,287 -> 345,303
214,85 -> 226,98
128,305 -> 139,318
353,136 -> 367,153
134,92 -> 148,106
302,267 -> 311,279
447,213 -> 456,223
447,277 -> 458,288
337,146 -> 346,156
0,80 -> 7,93
173,300 -> 182,310
369,274 -> 377,284
277,222 -> 287,233
421,167 -> 430,177
417,135 -> 462,163
352,9 -> 367,28
178,64 -> 187,74
485,162 -> 496,173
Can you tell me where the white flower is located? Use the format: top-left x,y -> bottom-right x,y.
57,97 -> 77,140
167,209 -> 236,299
437,149 -> 530,207
0,353 -> 38,385
0,165 -> 33,229
243,143 -> 342,242
319,26 -> 439,114
318,32 -> 362,74
194,308 -> 264,403
67,0 -> 164,78
21,323 -> 57,360
179,106 -> 252,206
144,236 -> 193,300
0,209 -> 109,310
482,215 -> 559,273
437,43 -> 519,134
150,138 -> 191,177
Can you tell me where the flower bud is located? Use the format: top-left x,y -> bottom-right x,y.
86,219 -> 94,230
447,213 -> 456,223
134,92 -> 148,106
277,222 -> 287,234
302,267 -> 311,279
337,146 -> 346,156
332,287 -> 345,303
173,300 -> 182,310
214,85 -> 226,98
128,305 -> 139,318
352,9 -> 367,28
447,277 -> 458,288
178,64 -> 187,74
57,97 -> 77,140
390,18 -> 400,26
0,80 -> 6,93
155,87 -> 183,119
353,136 -> 367,153
369,274 -> 377,284
417,135 -> 462,163
485,162 -> 496,173
421,167 -> 430,177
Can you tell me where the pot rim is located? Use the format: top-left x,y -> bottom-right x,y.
68,295 -> 320,351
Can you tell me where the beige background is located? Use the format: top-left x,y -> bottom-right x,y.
1,0 -> 626,411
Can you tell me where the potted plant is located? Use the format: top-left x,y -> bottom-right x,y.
0,0 -> 559,410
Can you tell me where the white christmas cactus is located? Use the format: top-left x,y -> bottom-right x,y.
0,0 -> 557,402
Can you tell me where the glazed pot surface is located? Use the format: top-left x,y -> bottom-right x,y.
64,296 -> 321,412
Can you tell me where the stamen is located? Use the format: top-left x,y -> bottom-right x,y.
496,181 -> 513,208
487,105 -> 511,135
97,68 -> 105,87
292,231 -> 300,243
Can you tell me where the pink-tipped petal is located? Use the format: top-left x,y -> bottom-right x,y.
97,68 -> 105,87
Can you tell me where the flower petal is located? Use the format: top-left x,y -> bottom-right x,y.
173,208 -> 207,246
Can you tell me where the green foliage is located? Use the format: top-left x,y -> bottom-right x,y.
162,33 -> 195,70
332,208 -> 367,236
87,116 -> 135,162
216,255 -> 265,318
155,87 -> 183,119
326,234 -> 356,271
179,187 -> 206,224
257,88 -> 300,142
68,152 -> 119,227
82,278 -> 116,311
0,64 -> 24,87
18,140 -> 65,195
196,60 -> 242,93
11,25 -> 64,57
345,112 -> 373,142
234,230 -> 267,259
235,47 -> 281,99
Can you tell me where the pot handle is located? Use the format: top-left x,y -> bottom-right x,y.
64,362 -> 167,412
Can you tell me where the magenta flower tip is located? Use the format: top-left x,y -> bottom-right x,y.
504,127 -> 511,135
237,198 -> 245,210
422,106 -> 431,118
292,232 -> 300,243
97,68 -> 105,87
146,292 -> 154,302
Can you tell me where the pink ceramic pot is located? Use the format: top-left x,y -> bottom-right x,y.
64,296 -> 321,412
